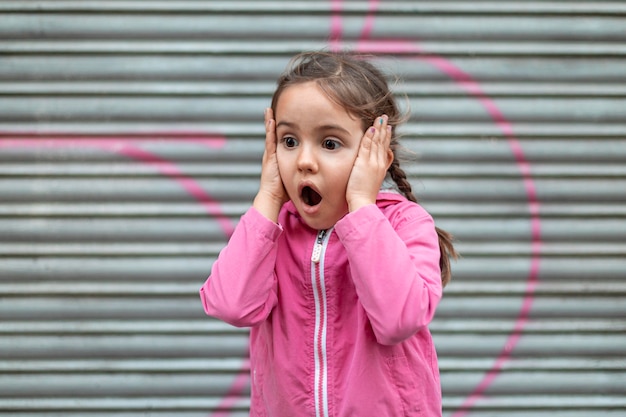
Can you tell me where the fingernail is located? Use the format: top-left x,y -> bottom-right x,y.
379,117 -> 384,125
387,125 -> 392,132
369,126 -> 376,134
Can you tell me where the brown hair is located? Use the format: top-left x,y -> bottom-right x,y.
271,51 -> 458,287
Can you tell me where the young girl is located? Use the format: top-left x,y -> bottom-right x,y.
200,51 -> 456,417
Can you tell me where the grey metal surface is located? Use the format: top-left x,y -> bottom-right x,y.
1,1 -> 625,416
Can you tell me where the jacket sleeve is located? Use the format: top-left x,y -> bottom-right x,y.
199,207 -> 281,327
334,202 -> 442,345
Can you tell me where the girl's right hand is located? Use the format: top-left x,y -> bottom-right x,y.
253,108 -> 288,223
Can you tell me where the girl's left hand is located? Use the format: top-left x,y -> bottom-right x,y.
346,115 -> 393,212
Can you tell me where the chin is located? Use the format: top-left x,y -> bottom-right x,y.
299,211 -> 347,231
304,220 -> 333,231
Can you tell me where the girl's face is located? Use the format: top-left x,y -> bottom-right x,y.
275,81 -> 364,230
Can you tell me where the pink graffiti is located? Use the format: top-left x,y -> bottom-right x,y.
0,135 -> 235,237
331,2 -> 542,416
1,134 -> 247,412
193,1 -> 541,414
1,1 -> 542,413
210,359 -> 251,417
414,49 -> 541,417
203,0 -> 543,414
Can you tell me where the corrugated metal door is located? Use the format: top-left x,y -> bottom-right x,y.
1,2 -> 625,416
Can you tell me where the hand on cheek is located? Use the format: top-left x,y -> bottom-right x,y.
346,115 -> 393,213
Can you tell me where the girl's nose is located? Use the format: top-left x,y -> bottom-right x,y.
296,146 -> 318,173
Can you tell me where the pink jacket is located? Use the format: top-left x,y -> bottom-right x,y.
200,192 -> 443,416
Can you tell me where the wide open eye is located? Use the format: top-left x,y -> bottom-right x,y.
322,139 -> 340,150
282,136 -> 298,148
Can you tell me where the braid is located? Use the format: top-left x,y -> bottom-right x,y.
434,227 -> 457,287
388,159 -> 417,203
388,159 -> 458,287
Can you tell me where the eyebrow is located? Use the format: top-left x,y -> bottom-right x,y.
276,120 -> 352,135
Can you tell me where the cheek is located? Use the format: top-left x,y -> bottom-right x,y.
329,160 -> 356,196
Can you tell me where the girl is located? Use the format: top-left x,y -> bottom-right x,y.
200,51 -> 456,417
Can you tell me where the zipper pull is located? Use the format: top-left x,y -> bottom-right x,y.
311,229 -> 327,263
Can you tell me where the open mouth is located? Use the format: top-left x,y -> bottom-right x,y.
301,186 -> 322,207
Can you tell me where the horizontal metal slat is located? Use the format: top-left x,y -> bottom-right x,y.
443,395 -> 626,411
439,411 -> 626,417
0,257 -> 216,282
1,201 -> 624,218
0,335 -> 248,359
2,242 -> 623,257
0,202 -> 248,217
1,177 -> 624,203
1,1 -> 626,14
0,177 -> 258,202
2,14 -> 625,41
434,319 -> 626,335
0,298 -> 211,321
6,371 -> 623,398
3,81 -> 626,97
0,242 -> 228,256
433,333 -> 626,357
1,295 -> 623,321
1,333 -> 623,361
3,256 -> 625,282
3,97 -> 625,123
438,357 -> 626,372
0,358 -> 248,373
448,256 -> 626,281
0,397 -> 250,412
0,320 -> 243,335
2,160 -> 620,179
0,373 -> 249,397
0,218 -> 234,242
0,163 -> 261,177
436,297 -> 625,319
440,371 -> 626,395
1,138 -> 622,164
3,56 -> 626,82
2,318 -> 623,336
2,40 -> 626,56
2,280 -> 624,298
3,216 -> 623,243
4,356 -> 623,374
0,283 -> 207,296
2,121 -> 625,137
0,412 -> 249,417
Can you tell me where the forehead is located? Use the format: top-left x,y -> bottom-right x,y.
275,81 -> 362,130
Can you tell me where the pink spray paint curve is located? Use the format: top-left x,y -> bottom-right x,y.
415,50 -> 542,416
204,1 -> 543,414
328,2 -> 542,415
208,359 -> 251,417
329,0 -> 343,51
0,136 -> 235,237
0,5 -> 540,414
1,134 -> 247,414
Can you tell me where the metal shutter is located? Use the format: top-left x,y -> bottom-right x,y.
1,1 -> 624,416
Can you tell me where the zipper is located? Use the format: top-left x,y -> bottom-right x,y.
311,229 -> 327,263
311,228 -> 331,417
